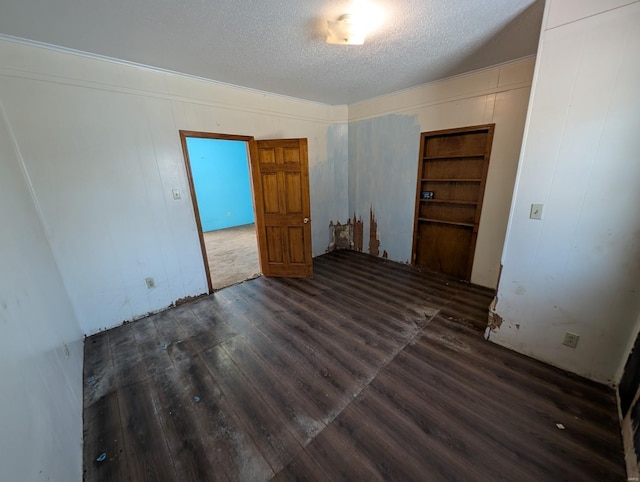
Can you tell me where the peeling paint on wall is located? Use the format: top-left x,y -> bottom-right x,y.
484,295 -> 503,340
327,209 -> 385,257
328,220 -> 352,251
484,312 -> 504,340
369,208 -> 380,257
353,213 -> 363,252
348,114 -> 421,262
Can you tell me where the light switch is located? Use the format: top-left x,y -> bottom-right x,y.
172,189 -> 181,200
530,203 -> 543,220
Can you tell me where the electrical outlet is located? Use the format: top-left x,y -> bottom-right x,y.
145,277 -> 155,289
172,189 -> 181,200
530,203 -> 543,220
562,332 -> 579,348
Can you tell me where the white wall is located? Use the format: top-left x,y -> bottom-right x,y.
491,0 -> 640,383
347,58 -> 535,287
0,39 -> 348,335
0,101 -> 83,480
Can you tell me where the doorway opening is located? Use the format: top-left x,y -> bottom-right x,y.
180,132 -> 261,291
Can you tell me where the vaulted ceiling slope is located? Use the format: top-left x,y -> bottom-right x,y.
0,0 -> 545,105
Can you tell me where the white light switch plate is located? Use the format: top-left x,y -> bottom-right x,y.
530,203 -> 543,220
172,189 -> 181,200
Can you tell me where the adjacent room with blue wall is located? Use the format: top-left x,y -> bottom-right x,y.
186,137 -> 254,232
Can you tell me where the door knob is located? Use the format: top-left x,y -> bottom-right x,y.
303,217 -> 309,224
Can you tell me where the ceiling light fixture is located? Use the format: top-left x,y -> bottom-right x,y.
326,2 -> 385,46
326,13 -> 367,45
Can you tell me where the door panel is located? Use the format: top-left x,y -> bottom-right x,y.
285,174 -> 303,213
288,227 -> 306,263
262,174 -> 279,213
250,138 -> 313,278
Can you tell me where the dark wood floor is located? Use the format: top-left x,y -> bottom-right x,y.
83,250 -> 626,481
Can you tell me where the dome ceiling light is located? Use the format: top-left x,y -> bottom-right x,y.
326,2 -> 385,46
326,14 -> 366,45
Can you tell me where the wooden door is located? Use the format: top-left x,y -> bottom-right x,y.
411,125 -> 494,280
249,138 -> 313,277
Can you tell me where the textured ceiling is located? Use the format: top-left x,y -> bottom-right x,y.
0,0 -> 545,105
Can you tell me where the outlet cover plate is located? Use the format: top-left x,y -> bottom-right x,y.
562,332 -> 579,348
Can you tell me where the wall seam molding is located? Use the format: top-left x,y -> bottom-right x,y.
347,83 -> 532,122
0,33 -> 337,107
0,68 -> 342,126
545,0 -> 640,31
0,98 -> 82,328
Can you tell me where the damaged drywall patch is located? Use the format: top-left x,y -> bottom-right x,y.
328,220 -> 352,250
327,208 -> 384,256
327,213 -> 364,252
484,295 -> 503,340
353,213 -> 363,252
369,208 -> 379,257
487,311 -> 504,330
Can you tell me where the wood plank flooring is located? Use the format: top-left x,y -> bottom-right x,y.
83,250 -> 626,481
203,223 -> 260,290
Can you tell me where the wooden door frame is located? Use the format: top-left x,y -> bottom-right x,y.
179,131 -> 259,293
411,123 -> 495,281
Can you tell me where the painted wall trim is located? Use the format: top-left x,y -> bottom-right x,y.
546,0 -> 639,30
0,37 -> 347,126
0,33 -> 344,109
348,56 -> 536,121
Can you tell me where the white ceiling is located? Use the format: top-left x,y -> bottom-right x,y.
0,0 -> 545,105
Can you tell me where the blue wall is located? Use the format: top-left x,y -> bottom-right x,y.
310,123 -> 349,254
186,138 -> 254,232
348,114 -> 421,262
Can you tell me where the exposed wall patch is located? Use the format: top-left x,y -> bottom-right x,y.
485,297 -> 503,340
327,209 -> 385,257
348,114 -> 421,263
328,220 -> 352,251
353,213 -> 363,252
369,208 -> 380,257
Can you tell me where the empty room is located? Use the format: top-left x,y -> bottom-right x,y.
1,0 -> 639,481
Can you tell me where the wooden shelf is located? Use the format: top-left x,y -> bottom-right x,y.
412,125 -> 495,281
423,154 -> 484,160
418,218 -> 475,228
421,178 -> 482,182
420,199 -> 478,205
